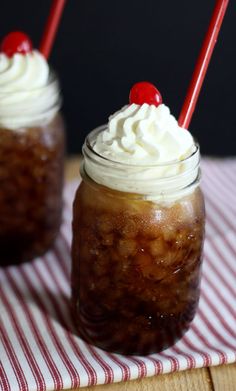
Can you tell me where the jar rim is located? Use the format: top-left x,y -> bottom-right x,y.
83,124 -> 201,202
84,124 -> 199,169
0,70 -> 61,130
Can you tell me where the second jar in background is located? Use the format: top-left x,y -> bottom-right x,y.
0,49 -> 65,266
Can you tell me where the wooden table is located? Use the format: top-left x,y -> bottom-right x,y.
65,157 -> 236,391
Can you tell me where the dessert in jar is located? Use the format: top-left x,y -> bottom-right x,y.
0,32 -> 65,266
71,82 -> 205,355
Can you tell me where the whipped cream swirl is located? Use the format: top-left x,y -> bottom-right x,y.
0,50 -> 59,129
94,103 -> 194,163
84,103 -> 200,203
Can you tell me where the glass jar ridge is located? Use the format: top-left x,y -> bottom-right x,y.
83,125 -> 200,203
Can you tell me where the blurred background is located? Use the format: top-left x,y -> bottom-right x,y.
1,0 -> 235,156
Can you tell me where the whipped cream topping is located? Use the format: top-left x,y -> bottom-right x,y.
94,103 -> 194,164
0,50 -> 59,129
84,103 -> 199,203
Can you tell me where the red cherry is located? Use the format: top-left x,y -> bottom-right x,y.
129,81 -> 162,107
1,31 -> 33,57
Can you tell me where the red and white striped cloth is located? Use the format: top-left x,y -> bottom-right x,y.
0,158 -> 236,391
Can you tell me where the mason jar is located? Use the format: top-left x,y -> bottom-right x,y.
0,74 -> 65,265
71,126 -> 205,355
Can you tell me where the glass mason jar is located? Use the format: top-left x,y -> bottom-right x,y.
0,74 -> 65,266
71,126 -> 205,355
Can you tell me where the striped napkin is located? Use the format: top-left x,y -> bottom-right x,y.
0,158 -> 236,391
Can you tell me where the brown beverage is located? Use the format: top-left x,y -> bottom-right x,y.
71,83 -> 205,354
0,114 -> 64,265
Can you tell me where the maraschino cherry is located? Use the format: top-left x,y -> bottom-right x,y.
1,31 -> 33,57
129,81 -> 162,107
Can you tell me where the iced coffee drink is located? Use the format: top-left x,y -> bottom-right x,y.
0,32 -> 65,265
72,82 -> 205,355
